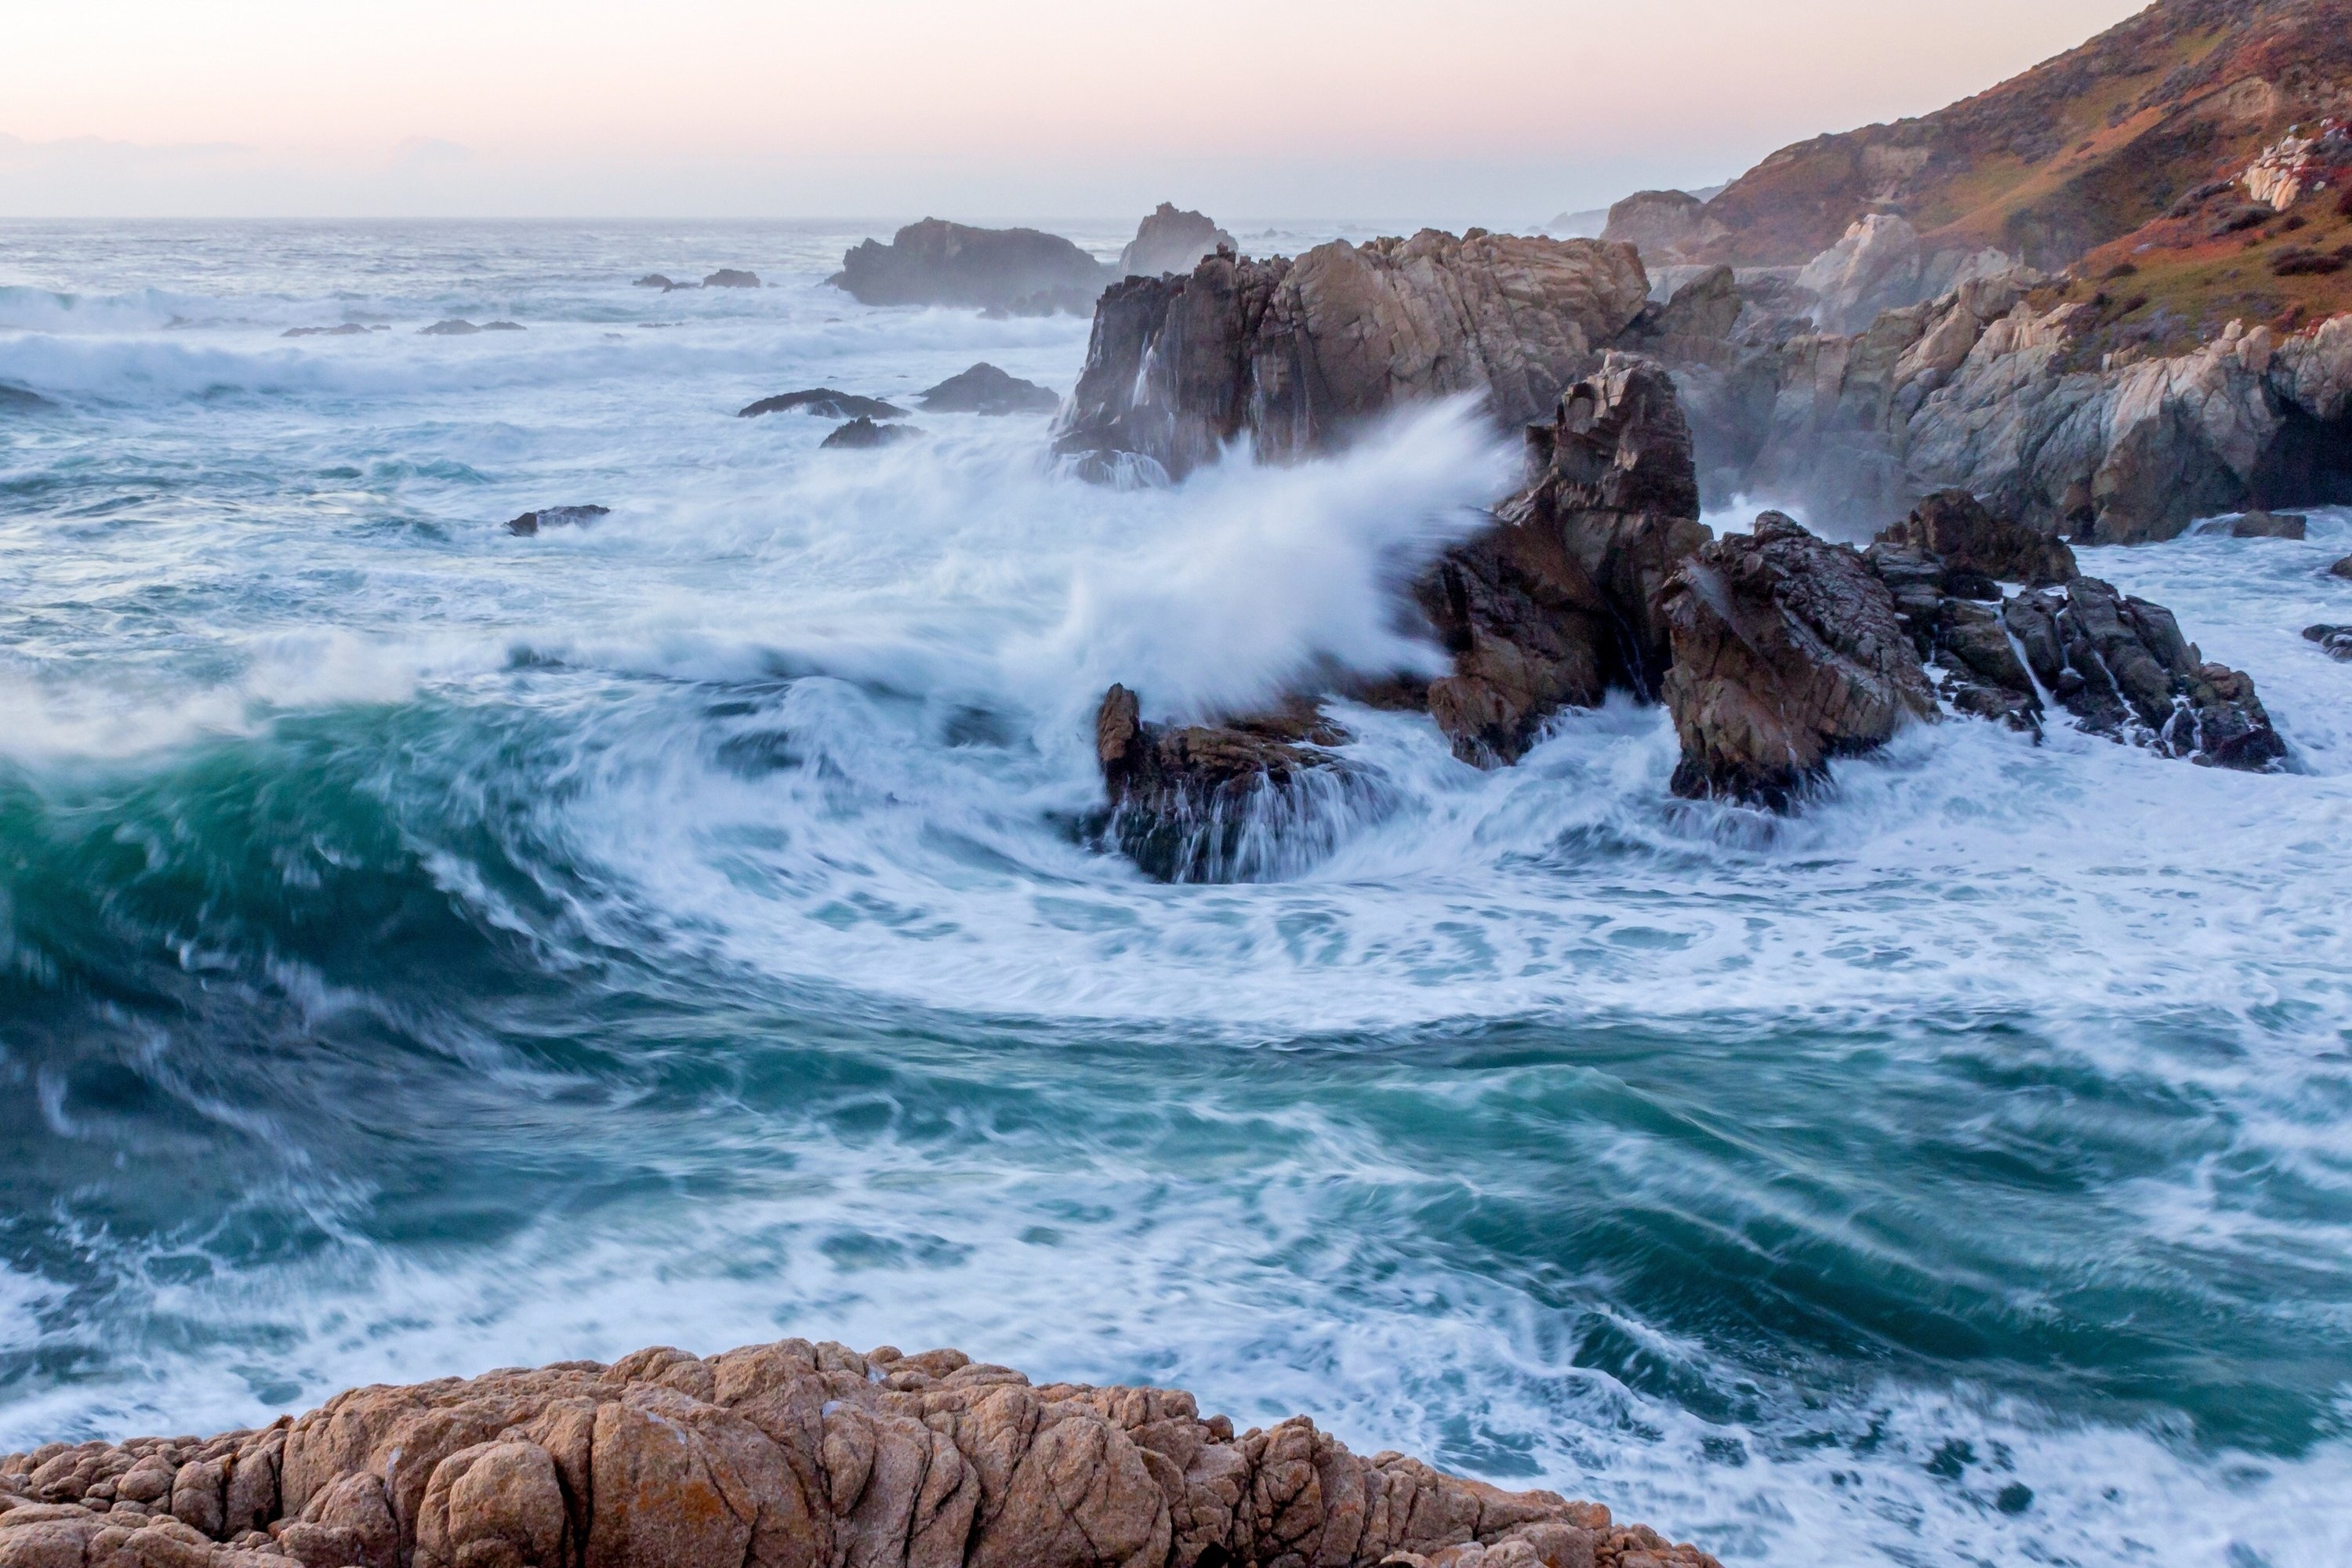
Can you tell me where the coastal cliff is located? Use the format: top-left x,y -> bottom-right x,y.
0,1340 -> 1717,1568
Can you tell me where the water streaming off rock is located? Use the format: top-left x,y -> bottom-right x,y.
2,220 -> 2349,1567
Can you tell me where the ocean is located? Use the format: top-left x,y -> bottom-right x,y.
1,219 -> 2348,1566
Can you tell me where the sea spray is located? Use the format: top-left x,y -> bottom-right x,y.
0,220 -> 2348,1568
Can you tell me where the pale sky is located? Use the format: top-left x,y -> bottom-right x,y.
2,0 -> 2150,223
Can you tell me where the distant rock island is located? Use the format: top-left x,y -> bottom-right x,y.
1117,204 -> 1235,279
831,219 -> 1110,315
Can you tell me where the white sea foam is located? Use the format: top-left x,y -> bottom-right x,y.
5,220 -> 2350,1568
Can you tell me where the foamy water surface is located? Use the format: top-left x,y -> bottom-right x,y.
2,220 -> 2349,1567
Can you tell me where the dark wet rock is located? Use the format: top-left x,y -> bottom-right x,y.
0,1338 -> 1719,1568
1875,489 -> 2078,585
916,363 -> 1059,416
2330,555 -> 2352,579
830,219 -> 1109,315
419,319 -> 481,336
506,505 -> 609,536
1094,685 -> 1363,882
2303,623 -> 2352,660
1056,230 -> 1650,481
1116,203 -> 1234,279
701,269 -> 760,288
0,383 -> 53,411
480,321 -> 524,332
2005,579 -> 2285,768
821,416 -> 922,449
739,389 -> 909,419
282,324 -> 368,338
632,273 -> 686,289
1862,541 -> 2042,731
1415,354 -> 1710,764
1659,512 -> 1939,807
2230,509 -> 2308,539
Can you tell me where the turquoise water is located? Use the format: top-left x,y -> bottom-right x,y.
2,220 -> 2350,1566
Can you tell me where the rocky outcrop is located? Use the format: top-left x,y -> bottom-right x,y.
1874,489 -> 2078,586
1116,205 -> 1234,280
1414,355 -> 1709,764
506,506 -> 608,536
916,365 -> 1059,416
740,390 -> 909,420
831,220 -> 1109,316
821,418 -> 922,450
1054,231 -> 1650,481
1094,686 -> 1371,883
1692,273 -> 2352,543
702,269 -> 760,289
1863,541 -> 2045,731
283,325 -> 368,339
419,321 -> 481,336
0,383 -> 52,412
1658,514 -> 1940,806
1598,191 -> 1725,266
1792,216 -> 2015,336
2005,579 -> 2285,767
0,1338 -> 1719,1568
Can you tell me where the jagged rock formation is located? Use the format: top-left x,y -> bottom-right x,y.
1414,355 -> 1708,764
1094,685 -> 1371,883
741,391 -> 910,420
1791,216 -> 2014,336
1658,514 -> 1940,805
1875,489 -> 2079,586
1053,232 -> 1650,481
1864,541 -> 2045,731
0,1339 -> 1719,1568
916,365 -> 1059,416
831,220 -> 1109,317
1117,205 -> 1235,281
702,269 -> 760,289
2005,579 -> 2285,767
1667,267 -> 2352,541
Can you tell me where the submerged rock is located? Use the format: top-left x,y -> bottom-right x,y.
1094,685 -> 1363,882
821,416 -> 922,449
916,363 -> 1059,415
831,219 -> 1109,315
2006,580 -> 2285,768
2303,623 -> 2352,660
506,505 -> 609,536
0,1338 -> 1718,1568
1417,354 -> 1710,764
2230,509 -> 2308,539
281,323 -> 368,338
419,319 -> 481,336
702,268 -> 760,288
0,383 -> 54,411
1116,203 -> 1235,279
1054,230 -> 1650,480
480,320 -> 524,332
1659,513 -> 1940,807
633,273 -> 686,289
739,389 -> 909,419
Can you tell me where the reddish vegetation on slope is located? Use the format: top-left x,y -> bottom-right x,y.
1697,0 -> 2352,288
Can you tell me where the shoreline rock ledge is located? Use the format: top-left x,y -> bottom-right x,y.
0,1339 -> 1718,1568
